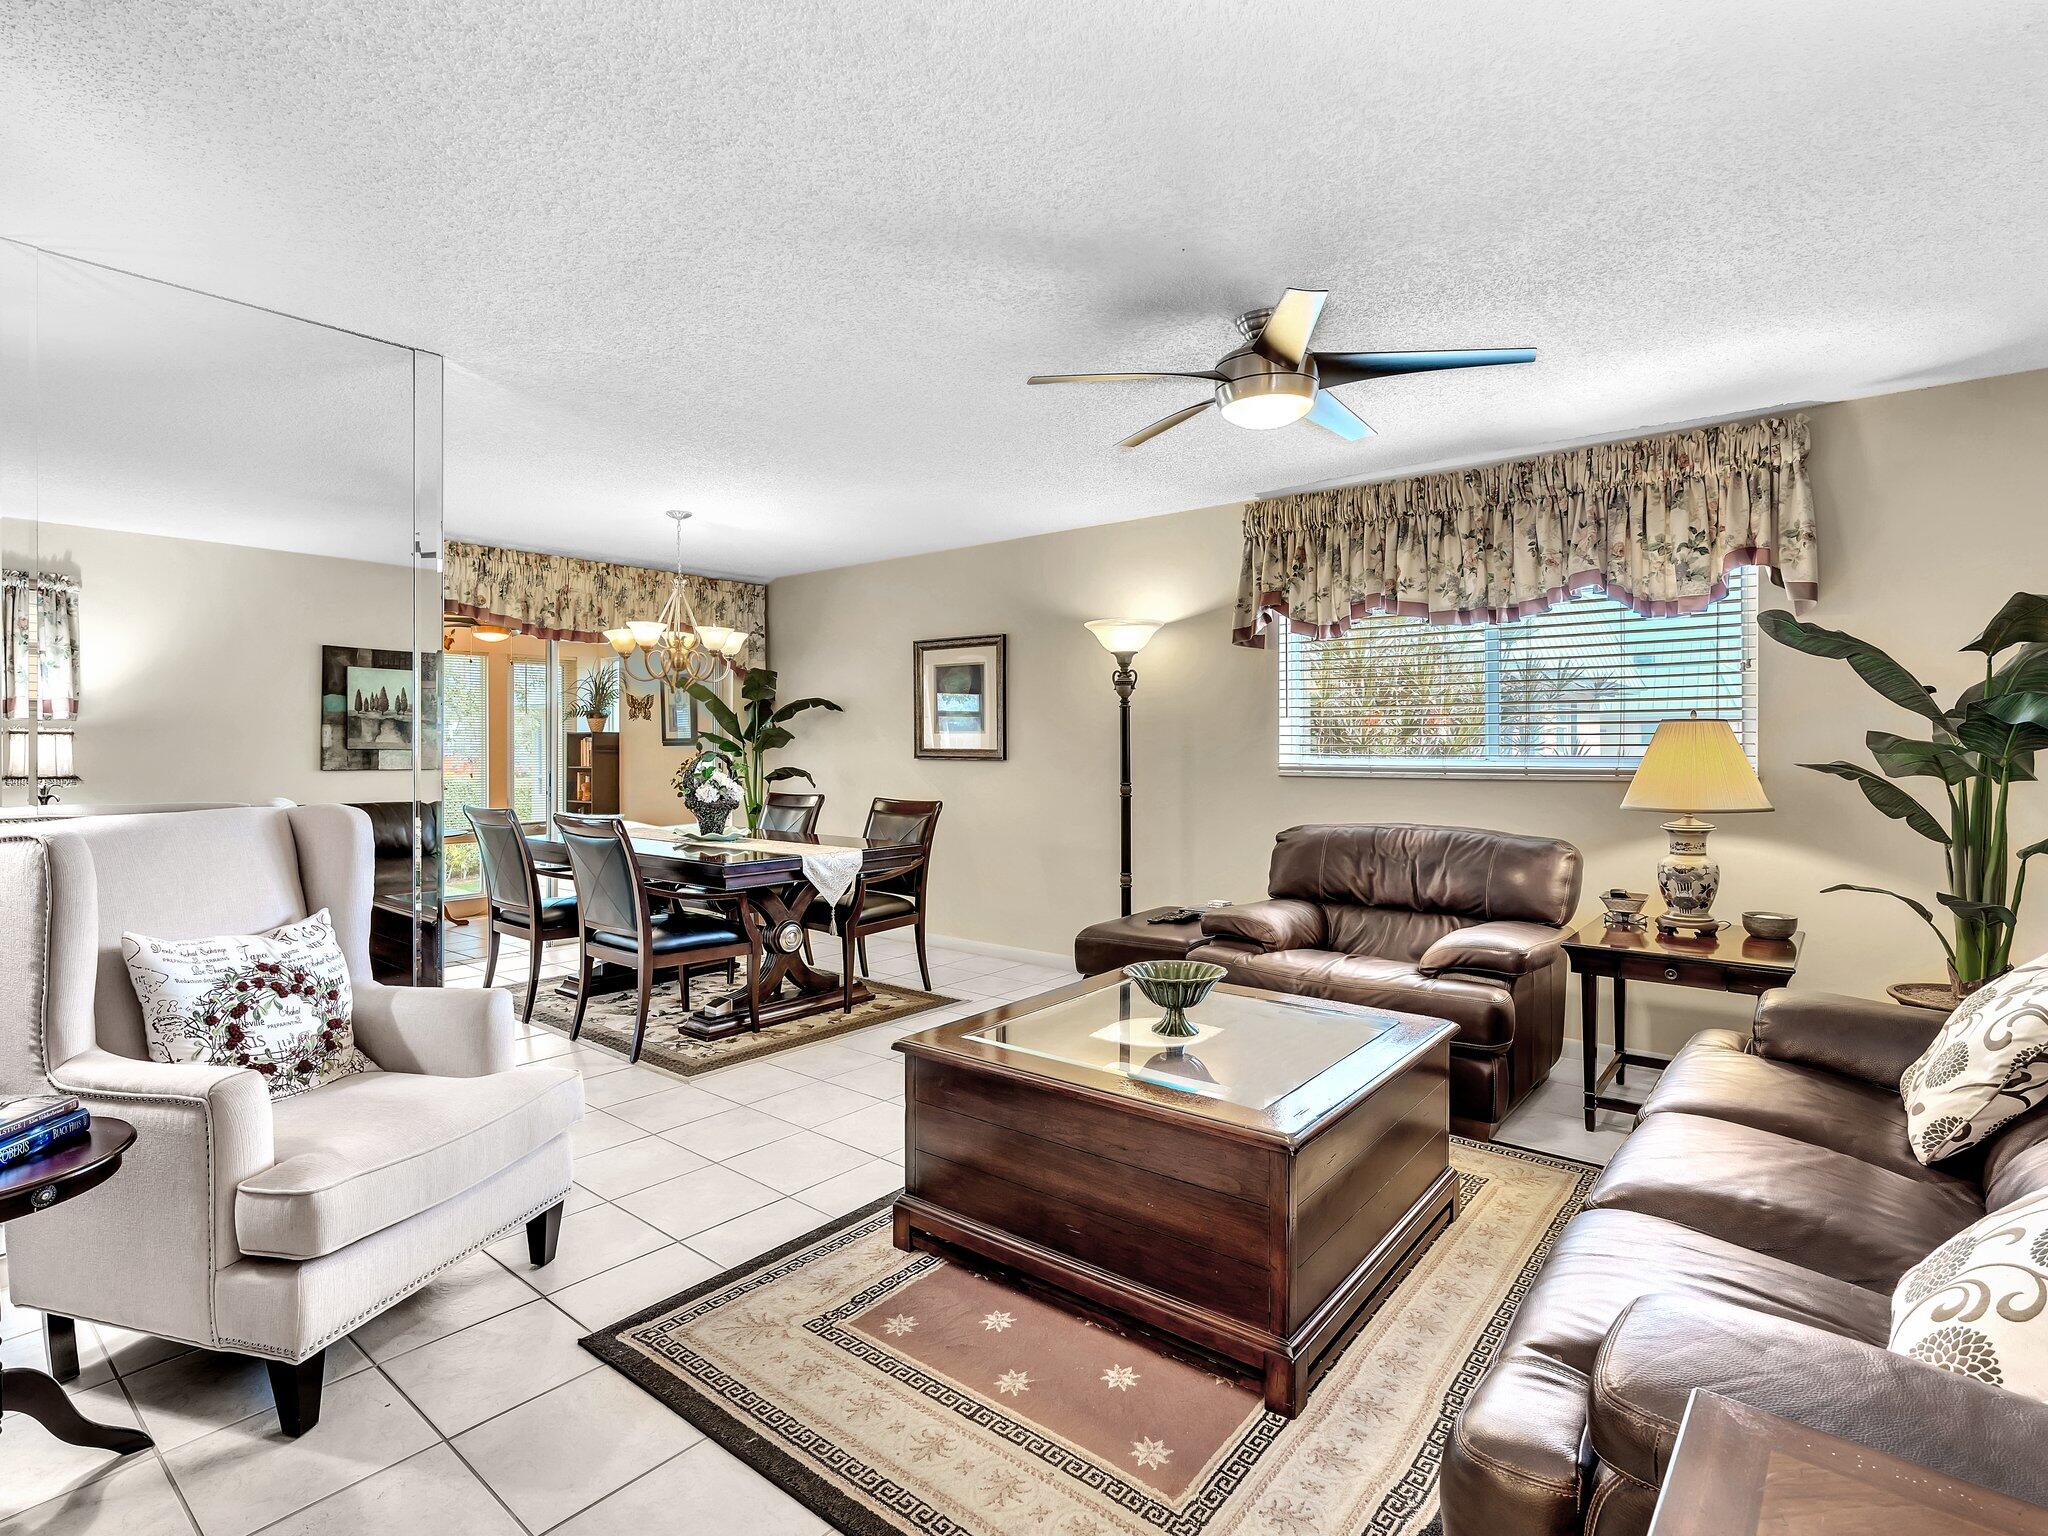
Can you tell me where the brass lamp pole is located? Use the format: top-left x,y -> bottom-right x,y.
1084,620 -> 1164,917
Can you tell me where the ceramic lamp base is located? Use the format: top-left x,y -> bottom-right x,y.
1655,815 -> 1722,932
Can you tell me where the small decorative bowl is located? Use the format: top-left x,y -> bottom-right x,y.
1123,959 -> 1227,1038
1600,889 -> 1650,926
1742,911 -> 1798,941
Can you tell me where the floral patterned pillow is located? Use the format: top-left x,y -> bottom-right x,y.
122,910 -> 373,1100
1892,1188 -> 2048,1397
1899,953 -> 2048,1165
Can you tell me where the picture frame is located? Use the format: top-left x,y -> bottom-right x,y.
659,678 -> 698,746
321,644 -> 439,771
913,634 -> 1006,761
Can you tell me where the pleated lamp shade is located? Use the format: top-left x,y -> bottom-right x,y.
1621,717 -> 1770,813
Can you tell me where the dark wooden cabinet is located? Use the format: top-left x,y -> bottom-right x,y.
563,730 -> 620,815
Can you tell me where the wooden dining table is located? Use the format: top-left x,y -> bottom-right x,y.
527,824 -> 923,1040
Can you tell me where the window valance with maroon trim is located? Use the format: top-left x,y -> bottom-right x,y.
444,540 -> 767,662
1233,413 -> 1817,645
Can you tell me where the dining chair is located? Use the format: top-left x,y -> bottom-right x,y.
555,812 -> 760,1062
467,805 -> 578,1023
758,790 -> 825,838
805,797 -> 943,990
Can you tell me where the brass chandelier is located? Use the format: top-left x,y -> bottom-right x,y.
603,509 -> 751,687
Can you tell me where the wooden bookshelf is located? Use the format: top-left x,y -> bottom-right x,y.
563,731 -> 620,815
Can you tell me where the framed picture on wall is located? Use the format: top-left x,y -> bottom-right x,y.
321,644 -> 439,771
659,679 -> 697,746
913,634 -> 1006,760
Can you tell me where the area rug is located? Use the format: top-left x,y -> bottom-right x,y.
583,1138 -> 1595,1535
507,966 -> 957,1077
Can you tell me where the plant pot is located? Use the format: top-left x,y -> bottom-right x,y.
1888,964 -> 2011,1013
584,716 -> 606,734
694,804 -> 733,837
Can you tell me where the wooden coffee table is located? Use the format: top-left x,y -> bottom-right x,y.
892,972 -> 1458,1416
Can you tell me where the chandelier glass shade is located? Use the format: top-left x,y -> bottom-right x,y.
604,510 -> 751,688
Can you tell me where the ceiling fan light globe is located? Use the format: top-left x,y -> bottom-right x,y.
1216,372 -> 1317,429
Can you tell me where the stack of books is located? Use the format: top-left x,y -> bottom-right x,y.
0,1094 -> 91,1170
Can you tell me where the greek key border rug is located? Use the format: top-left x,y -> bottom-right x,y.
509,966 -> 955,1077
582,1138 -> 1596,1536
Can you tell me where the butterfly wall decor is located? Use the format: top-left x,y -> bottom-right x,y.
625,691 -> 654,721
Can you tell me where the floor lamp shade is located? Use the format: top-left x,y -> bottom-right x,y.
1622,717 -> 1768,933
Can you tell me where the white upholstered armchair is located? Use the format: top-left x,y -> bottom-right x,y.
0,805 -> 581,1435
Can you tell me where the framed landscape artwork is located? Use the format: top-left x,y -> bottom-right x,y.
321,644 -> 439,770
913,634 -> 1006,760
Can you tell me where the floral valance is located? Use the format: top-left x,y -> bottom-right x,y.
1233,413 -> 1817,645
443,540 -> 768,663
3,570 -> 81,720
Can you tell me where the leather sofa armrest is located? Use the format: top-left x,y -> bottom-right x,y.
1199,898 -> 1324,952
1417,920 -> 1567,978
1750,988 -> 1942,1089
1592,1294 -> 2048,1507
350,982 -> 516,1077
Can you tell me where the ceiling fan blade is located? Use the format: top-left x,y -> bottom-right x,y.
1027,370 -> 1224,385
1304,391 -> 1372,442
1118,399 -> 1213,449
1254,289 -> 1328,367
1312,347 -> 1536,388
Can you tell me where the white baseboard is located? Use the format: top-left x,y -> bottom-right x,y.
927,933 -> 1073,972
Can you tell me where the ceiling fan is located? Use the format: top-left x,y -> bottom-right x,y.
1027,288 -> 1535,448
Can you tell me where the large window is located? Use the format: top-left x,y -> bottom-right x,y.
440,652 -> 488,894
510,658 -> 550,823
1277,570 -> 1756,778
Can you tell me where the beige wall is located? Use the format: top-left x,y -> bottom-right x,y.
29,520 -> 430,808
768,368 -> 2048,1050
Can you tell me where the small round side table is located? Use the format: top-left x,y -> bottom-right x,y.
0,1117 -> 153,1456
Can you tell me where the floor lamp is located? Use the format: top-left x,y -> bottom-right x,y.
1084,620 -> 1163,917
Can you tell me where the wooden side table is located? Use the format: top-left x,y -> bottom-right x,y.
1648,1389 -> 2048,1535
0,1117 -> 154,1456
1564,917 -> 1801,1129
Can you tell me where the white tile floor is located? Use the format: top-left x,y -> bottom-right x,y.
0,926 -> 1633,1533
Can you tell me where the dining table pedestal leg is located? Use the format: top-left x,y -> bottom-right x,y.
678,884 -> 874,1039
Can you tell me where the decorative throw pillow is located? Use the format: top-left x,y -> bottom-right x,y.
122,910 -> 373,1100
1891,1188 -> 2048,1399
1900,952 -> 2048,1164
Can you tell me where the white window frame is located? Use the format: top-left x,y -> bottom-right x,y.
1276,573 -> 1759,781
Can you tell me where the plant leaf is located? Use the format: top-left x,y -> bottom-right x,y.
2018,836 -> 2048,862
1757,611 -> 1948,723
1959,642 -> 2048,709
1963,593 -> 2048,656
1956,698 -> 2048,764
764,766 -> 816,784
687,681 -> 744,741
697,732 -> 742,756
1822,883 -> 1957,962
740,668 -> 778,702
769,696 -> 843,724
1937,893 -> 2019,932
753,725 -> 795,753
1865,731 -> 1974,784
1801,760 -> 1952,843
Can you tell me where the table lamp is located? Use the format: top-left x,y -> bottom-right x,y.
1621,715 -> 1770,934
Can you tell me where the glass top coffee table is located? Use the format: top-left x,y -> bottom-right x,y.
894,972 -> 1459,1416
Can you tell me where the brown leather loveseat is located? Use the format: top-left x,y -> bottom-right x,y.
1191,823 -> 1582,1139
1441,991 -> 2048,1535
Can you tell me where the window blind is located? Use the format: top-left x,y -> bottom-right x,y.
1278,569 -> 1756,778
510,658 -> 549,823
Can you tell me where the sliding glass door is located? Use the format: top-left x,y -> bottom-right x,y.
441,651 -> 489,898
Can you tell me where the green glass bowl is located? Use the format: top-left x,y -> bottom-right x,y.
1122,959 -> 1227,1037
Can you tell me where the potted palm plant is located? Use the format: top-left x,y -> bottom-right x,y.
687,668 -> 840,830
575,663 -> 620,733
1761,593 -> 2048,1005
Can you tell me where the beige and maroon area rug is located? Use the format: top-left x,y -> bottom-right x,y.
583,1138 -> 1595,1536
508,966 -> 956,1078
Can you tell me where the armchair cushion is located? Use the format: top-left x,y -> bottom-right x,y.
235,1063 -> 582,1260
1417,920 -> 1567,978
1592,1293 -> 2048,1507
1199,898 -> 1324,952
350,982 -> 516,1078
1750,987 -> 1943,1090
1189,944 -> 1516,1047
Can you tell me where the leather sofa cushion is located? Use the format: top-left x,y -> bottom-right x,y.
1583,1112 -> 1982,1291
1639,1029 -> 1980,1187
1073,907 -> 1207,975
1980,1103 -> 2048,1210
1266,822 -> 1582,926
1189,944 -> 1515,1048
237,1063 -> 582,1259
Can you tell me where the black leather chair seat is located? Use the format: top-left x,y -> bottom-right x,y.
805,890 -> 916,928
495,894 -> 578,934
589,910 -> 744,956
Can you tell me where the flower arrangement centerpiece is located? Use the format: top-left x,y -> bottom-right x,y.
674,747 -> 746,838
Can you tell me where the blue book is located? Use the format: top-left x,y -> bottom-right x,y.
0,1107 -> 91,1169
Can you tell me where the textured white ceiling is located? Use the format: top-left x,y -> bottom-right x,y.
5,1 -> 2047,580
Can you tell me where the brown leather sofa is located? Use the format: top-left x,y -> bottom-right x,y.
1189,823 -> 1582,1139
1441,990 -> 2048,1534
